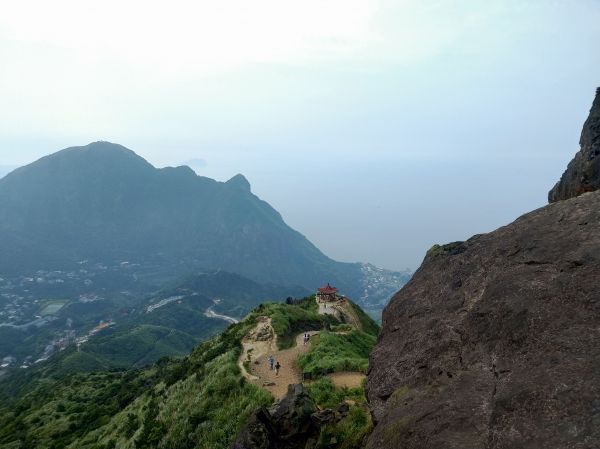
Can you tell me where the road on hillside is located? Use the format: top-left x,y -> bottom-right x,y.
204,299 -> 239,324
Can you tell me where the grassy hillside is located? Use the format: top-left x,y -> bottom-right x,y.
299,330 -> 377,377
299,300 -> 380,449
0,270 -> 306,393
0,313 -> 264,449
254,296 -> 337,348
159,271 -> 310,318
81,325 -> 197,368
0,297 -> 380,449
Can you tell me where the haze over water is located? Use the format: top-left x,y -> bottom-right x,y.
1,0 -> 599,271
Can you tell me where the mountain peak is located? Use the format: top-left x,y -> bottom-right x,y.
59,141 -> 150,163
548,88 -> 600,202
226,173 -> 251,192
0,142 -> 155,187
82,140 -> 130,150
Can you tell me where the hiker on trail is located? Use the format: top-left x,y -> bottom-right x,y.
268,355 -> 274,370
303,333 -> 308,345
275,361 -> 281,376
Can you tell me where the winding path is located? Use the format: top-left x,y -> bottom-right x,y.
242,324 -> 319,399
239,298 -> 366,400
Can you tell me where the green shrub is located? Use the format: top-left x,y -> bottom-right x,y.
250,298 -> 336,349
307,378 -> 359,408
306,378 -> 372,449
299,331 -> 376,377
348,301 -> 380,337
330,324 -> 353,332
318,406 -> 372,449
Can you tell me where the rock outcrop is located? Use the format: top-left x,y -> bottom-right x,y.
549,88 -> 600,202
366,191 -> 600,448
232,384 -> 351,449
232,384 -> 320,449
366,91 -> 600,449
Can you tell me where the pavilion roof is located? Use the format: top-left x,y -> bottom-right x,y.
317,283 -> 338,294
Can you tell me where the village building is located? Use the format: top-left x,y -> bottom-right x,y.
316,283 -> 339,302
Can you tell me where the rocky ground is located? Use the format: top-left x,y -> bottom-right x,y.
232,383 -> 353,449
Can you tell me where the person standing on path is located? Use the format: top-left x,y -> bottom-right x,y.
268,355 -> 274,370
275,361 -> 281,376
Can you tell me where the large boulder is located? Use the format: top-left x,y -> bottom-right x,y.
365,188 -> 600,448
232,384 -> 320,449
549,87 -> 600,202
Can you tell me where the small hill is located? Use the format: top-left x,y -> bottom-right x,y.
159,270 -> 310,318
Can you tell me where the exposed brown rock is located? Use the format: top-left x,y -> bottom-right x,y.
366,191 -> 600,448
549,88 -> 600,202
232,384 -> 320,449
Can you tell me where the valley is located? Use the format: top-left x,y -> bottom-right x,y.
0,268 -> 307,378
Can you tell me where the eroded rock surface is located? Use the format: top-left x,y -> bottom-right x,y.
549,88 -> 600,202
366,191 -> 600,448
232,384 -> 319,449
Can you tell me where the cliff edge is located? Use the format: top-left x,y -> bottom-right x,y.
366,90 -> 600,449
549,88 -> 600,202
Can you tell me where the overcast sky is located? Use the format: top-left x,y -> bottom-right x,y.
1,0 -> 599,271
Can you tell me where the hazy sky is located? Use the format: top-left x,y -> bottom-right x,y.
1,0 -> 599,271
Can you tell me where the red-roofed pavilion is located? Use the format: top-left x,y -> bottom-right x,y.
317,283 -> 338,302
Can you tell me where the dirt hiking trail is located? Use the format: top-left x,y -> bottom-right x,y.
238,298 -> 366,400
240,319 -> 319,399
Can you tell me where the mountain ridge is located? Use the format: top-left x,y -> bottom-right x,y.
0,141 -> 409,306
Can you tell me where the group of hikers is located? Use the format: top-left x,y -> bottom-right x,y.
267,355 -> 281,376
302,332 -> 311,345
266,333 -> 312,376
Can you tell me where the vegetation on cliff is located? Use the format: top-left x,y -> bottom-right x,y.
0,296 -> 380,449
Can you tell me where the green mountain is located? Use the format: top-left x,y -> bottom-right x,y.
0,141 -> 409,306
0,296 -> 379,449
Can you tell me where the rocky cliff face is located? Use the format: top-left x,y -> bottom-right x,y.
366,91 -> 600,449
549,88 -> 600,202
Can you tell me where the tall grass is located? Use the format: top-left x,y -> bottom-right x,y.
307,378 -> 373,449
306,378 -> 364,409
348,301 -> 380,336
298,330 -> 376,377
251,297 -> 336,349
